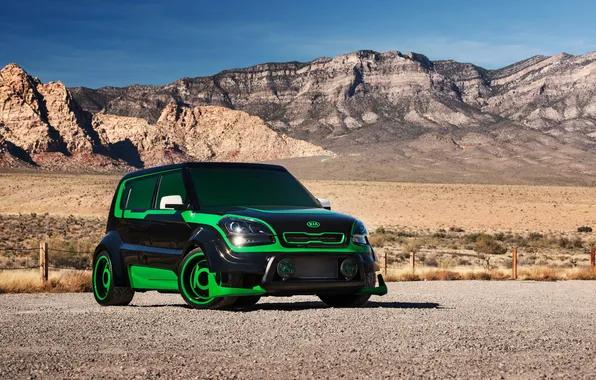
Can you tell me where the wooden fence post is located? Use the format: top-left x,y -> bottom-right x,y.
591,247 -> 595,271
410,251 -> 415,275
39,241 -> 48,282
512,248 -> 518,280
384,251 -> 388,276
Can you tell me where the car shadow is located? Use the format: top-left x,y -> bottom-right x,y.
238,300 -> 441,312
129,301 -> 441,311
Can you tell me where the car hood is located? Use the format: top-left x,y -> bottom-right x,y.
205,206 -> 357,247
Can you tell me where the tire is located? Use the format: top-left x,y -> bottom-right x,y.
317,271 -> 375,308
231,296 -> 261,309
178,248 -> 241,310
92,251 -> 134,306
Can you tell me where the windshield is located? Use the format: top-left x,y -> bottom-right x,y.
189,167 -> 320,209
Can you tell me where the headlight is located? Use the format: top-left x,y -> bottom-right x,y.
352,220 -> 369,245
219,217 -> 275,247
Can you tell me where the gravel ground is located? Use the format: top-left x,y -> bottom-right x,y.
1,281 -> 595,379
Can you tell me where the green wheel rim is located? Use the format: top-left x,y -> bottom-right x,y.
180,253 -> 221,305
93,255 -> 111,301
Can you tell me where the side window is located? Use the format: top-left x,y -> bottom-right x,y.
156,171 -> 187,209
125,175 -> 159,210
119,182 -> 132,210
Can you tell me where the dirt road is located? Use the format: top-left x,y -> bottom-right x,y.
1,282 -> 595,379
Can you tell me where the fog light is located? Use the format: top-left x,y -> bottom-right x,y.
340,259 -> 358,280
277,258 -> 295,279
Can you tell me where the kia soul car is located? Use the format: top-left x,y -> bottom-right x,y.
92,162 -> 387,309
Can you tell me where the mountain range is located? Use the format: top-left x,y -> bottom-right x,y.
2,50 -> 596,184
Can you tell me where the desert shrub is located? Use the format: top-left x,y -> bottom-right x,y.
474,234 -> 507,255
558,237 -> 571,249
527,232 -> 544,241
488,270 -> 510,280
384,234 -> 397,242
471,272 -> 491,280
463,233 -> 482,244
432,232 -> 447,238
399,273 -> 421,281
403,239 -> 424,254
417,254 -> 426,263
368,235 -> 385,248
423,270 -> 462,281
572,237 -> 583,248
375,226 -> 386,234
449,226 -> 465,233
577,226 -> 593,233
457,258 -> 471,266
425,257 -> 439,267
493,232 -> 505,241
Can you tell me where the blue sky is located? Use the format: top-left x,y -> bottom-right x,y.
1,0 -> 595,88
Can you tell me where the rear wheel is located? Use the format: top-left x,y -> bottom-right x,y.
92,251 -> 134,306
178,248 -> 241,309
317,271 -> 375,308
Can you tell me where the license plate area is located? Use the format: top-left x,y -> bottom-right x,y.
292,257 -> 338,279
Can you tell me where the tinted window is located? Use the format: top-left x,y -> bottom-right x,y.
156,171 -> 187,207
190,167 -> 318,208
120,182 -> 132,210
125,175 -> 158,210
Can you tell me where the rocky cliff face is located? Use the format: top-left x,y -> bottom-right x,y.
5,48 -> 596,183
93,104 -> 328,167
0,64 -> 102,166
0,64 -> 329,170
70,50 -> 596,146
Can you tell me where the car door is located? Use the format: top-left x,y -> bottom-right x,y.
144,170 -> 192,271
118,174 -> 160,268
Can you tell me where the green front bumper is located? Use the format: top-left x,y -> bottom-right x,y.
206,272 -> 388,298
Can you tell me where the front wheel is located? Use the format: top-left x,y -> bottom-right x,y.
92,251 -> 134,306
178,249 -> 241,309
317,271 -> 375,308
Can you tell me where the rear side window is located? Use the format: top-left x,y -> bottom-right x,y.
156,171 -> 187,208
125,175 -> 158,210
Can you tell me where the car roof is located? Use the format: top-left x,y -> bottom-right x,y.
121,162 -> 288,181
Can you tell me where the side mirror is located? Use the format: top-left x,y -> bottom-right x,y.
160,195 -> 185,210
318,198 -> 331,210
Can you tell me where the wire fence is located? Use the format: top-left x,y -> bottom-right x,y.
0,244 -> 94,272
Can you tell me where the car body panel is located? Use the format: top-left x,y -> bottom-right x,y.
95,162 -> 386,297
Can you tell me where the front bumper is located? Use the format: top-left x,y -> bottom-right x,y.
207,273 -> 388,298
203,238 -> 387,297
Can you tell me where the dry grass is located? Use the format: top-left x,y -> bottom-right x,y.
385,268 -> 510,281
382,267 -> 596,281
518,267 -> 563,281
566,268 -> 596,280
0,269 -> 91,293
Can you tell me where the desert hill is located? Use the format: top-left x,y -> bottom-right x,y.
3,49 -> 596,184
0,64 -> 328,170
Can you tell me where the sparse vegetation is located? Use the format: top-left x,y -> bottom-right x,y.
0,213 -> 103,270
473,234 -> 507,255
577,226 -> 593,233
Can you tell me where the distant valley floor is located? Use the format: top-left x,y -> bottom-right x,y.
1,169 -> 595,233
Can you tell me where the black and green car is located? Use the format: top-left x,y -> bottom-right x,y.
92,162 -> 387,309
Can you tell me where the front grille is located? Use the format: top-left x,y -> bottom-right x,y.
283,232 -> 345,245
292,257 -> 339,279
